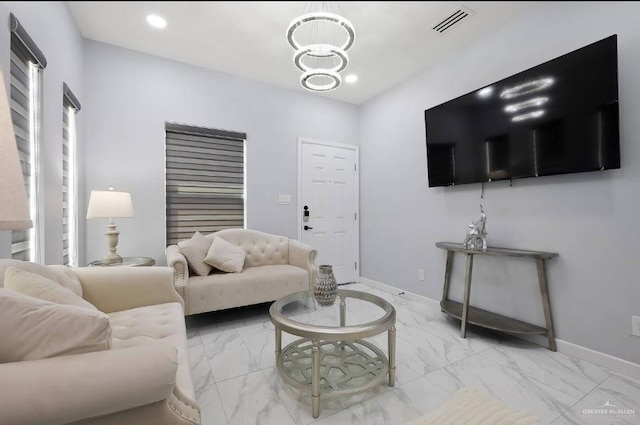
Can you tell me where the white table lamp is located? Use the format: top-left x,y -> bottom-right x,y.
0,70 -> 32,232
86,188 -> 134,264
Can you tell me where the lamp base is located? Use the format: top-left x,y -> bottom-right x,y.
102,253 -> 122,264
103,219 -> 122,264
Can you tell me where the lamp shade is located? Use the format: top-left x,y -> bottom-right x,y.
0,70 -> 32,230
86,190 -> 134,219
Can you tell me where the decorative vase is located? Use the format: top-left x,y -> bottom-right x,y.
314,265 -> 338,306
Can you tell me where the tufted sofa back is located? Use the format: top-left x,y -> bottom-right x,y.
205,229 -> 289,269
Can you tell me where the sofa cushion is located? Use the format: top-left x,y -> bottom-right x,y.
109,302 -> 195,402
178,231 -> 213,276
0,259 -> 82,296
187,264 -> 308,315
4,266 -> 96,310
204,236 -> 246,273
0,288 -> 111,362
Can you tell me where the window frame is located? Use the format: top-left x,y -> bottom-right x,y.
164,123 -> 247,246
9,14 -> 47,262
62,83 -> 81,266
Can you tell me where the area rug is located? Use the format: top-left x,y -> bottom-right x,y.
405,387 -> 543,425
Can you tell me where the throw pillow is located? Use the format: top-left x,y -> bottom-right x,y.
4,266 -> 97,310
0,288 -> 112,362
178,231 -> 213,276
204,236 -> 246,273
0,259 -> 83,296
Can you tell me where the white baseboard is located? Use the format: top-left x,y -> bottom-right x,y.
359,277 -> 441,308
358,276 -> 640,380
555,339 -> 640,380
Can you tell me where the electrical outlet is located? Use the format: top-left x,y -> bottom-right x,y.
632,316 -> 640,337
418,269 -> 425,281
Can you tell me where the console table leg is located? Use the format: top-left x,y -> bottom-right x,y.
461,254 -> 474,338
536,259 -> 557,351
441,251 -> 455,310
311,340 -> 320,418
388,326 -> 396,387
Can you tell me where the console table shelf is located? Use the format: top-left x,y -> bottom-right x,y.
440,300 -> 547,335
436,242 -> 558,351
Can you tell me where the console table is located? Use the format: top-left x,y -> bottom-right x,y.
435,242 -> 558,351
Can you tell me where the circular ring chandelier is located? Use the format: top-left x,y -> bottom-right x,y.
300,69 -> 342,92
287,12 -> 356,53
499,78 -> 554,99
294,44 -> 348,73
286,9 -> 355,92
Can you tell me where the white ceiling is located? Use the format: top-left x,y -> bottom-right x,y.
67,1 -> 539,105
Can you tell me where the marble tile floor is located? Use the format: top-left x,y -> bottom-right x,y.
185,282 -> 640,425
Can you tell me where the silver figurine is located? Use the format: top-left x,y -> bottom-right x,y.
463,204 -> 488,251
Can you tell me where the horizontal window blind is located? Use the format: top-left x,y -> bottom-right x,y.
9,14 -> 46,262
165,124 -> 246,246
63,83 -> 81,266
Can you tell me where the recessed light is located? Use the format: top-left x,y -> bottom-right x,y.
345,74 -> 358,83
146,14 -> 167,29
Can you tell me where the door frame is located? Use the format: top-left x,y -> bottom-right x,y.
297,137 -> 360,280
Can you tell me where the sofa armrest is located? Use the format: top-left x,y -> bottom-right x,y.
0,345 -> 180,425
73,267 -> 184,313
288,239 -> 318,289
166,244 -> 189,308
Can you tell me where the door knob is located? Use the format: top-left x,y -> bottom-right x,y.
304,225 -> 313,230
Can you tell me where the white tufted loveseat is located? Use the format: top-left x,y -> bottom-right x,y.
0,260 -> 200,425
166,229 -> 317,316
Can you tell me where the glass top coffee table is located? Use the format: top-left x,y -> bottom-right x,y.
269,289 -> 396,418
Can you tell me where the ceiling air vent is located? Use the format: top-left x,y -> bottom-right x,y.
432,5 -> 475,34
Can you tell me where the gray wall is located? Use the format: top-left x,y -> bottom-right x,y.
359,1 -> 640,364
0,2 -> 85,265
83,40 -> 359,266
2,1 -> 636,364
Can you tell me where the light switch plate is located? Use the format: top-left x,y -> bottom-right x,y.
278,194 -> 291,205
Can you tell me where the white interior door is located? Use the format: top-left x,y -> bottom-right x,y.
299,138 -> 359,284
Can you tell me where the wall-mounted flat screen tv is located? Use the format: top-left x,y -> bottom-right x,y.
425,35 -> 619,187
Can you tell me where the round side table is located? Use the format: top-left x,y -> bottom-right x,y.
87,256 -> 155,267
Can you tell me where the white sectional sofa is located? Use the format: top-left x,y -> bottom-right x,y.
166,228 -> 317,316
0,260 -> 200,425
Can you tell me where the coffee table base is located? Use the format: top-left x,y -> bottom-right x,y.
276,338 -> 391,417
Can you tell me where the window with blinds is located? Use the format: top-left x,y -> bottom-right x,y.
9,14 -> 47,262
165,123 -> 246,246
63,83 -> 81,266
